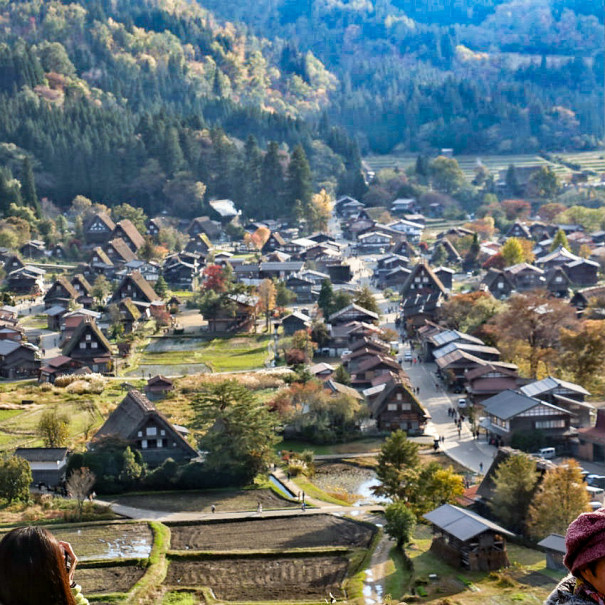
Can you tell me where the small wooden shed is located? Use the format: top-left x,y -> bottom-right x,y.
423,504 -> 514,571
537,534 -> 566,571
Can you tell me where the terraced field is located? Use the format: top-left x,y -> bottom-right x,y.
365,152 -> 572,181
164,554 -> 350,601
169,515 -> 375,551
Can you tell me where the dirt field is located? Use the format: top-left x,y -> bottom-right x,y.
77,564 -> 146,594
169,515 -> 375,551
164,555 -> 349,601
113,488 -> 297,513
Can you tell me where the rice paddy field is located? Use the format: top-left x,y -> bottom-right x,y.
365,151 -> 605,181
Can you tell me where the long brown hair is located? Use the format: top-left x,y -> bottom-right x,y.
0,526 -> 76,605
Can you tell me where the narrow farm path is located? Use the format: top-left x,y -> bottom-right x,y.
362,520 -> 392,605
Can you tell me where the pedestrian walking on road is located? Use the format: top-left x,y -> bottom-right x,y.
479,462 -> 483,473
458,427 -> 461,438
211,504 -> 216,513
301,502 -> 306,512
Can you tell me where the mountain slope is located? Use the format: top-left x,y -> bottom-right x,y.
198,0 -> 604,154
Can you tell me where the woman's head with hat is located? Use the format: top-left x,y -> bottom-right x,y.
565,508 -> 605,595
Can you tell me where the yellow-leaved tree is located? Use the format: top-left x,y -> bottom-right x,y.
527,459 -> 591,540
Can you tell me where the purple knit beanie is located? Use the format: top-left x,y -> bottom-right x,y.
565,508 -> 605,574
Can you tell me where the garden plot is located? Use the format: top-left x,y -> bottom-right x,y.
133,335 -> 270,374
169,515 -> 375,551
76,564 -> 146,594
164,554 -> 349,601
113,488 -> 297,514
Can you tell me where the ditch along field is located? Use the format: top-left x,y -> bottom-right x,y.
164,515 -> 377,602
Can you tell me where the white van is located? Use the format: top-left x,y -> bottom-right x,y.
587,486 -> 604,504
537,447 -> 556,459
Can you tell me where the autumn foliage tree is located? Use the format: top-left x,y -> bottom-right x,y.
527,459 -> 590,540
257,279 -> 276,331
487,291 -> 577,378
439,291 -> 504,334
501,199 -> 531,221
202,264 -> 226,292
560,320 -> 605,394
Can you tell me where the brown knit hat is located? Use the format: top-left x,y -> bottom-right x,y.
565,508 -> 605,574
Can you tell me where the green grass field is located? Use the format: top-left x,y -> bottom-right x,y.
140,334 -> 271,372
0,381 -> 136,452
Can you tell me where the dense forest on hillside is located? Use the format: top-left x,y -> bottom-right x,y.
0,0 -> 601,220
201,0 -> 604,154
0,0 -> 365,216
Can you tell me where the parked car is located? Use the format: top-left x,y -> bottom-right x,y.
587,475 -> 605,489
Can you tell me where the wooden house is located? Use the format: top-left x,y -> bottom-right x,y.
146,218 -> 165,237
578,409 -> 605,463
61,318 -> 112,373
401,262 -> 448,299
520,377 -> 592,428
185,233 -> 212,256
187,216 -> 221,240
432,239 -> 461,265
145,375 -> 174,398
91,389 -> 198,467
351,354 -> 403,389
45,305 -> 69,331
7,266 -> 45,294
110,272 -> 160,307
20,240 -> 46,259
38,355 -> 86,383
206,294 -> 258,334
537,534 -> 566,572
328,304 -> 379,327
401,293 -> 444,332
481,269 -> 514,299
285,275 -> 315,303
44,277 -> 78,309
0,341 -> 40,378
104,238 -> 137,266
15,448 -> 69,487
89,247 -> 114,276
435,267 -> 454,291
84,213 -> 116,244
112,219 -> 145,252
282,312 -> 311,336
71,274 -> 94,307
163,255 -> 200,289
480,390 -> 573,447
259,261 -> 305,280
504,263 -> 544,291
371,377 -> 430,435
536,245 -> 581,271
357,231 -> 392,253
505,222 -> 531,240
423,504 -> 513,571
545,266 -> 571,297
464,365 -> 520,406
565,258 -> 599,286
263,232 -> 286,253
3,254 -> 24,274
117,298 -> 142,333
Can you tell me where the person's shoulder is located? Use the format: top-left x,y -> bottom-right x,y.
545,575 -> 590,605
